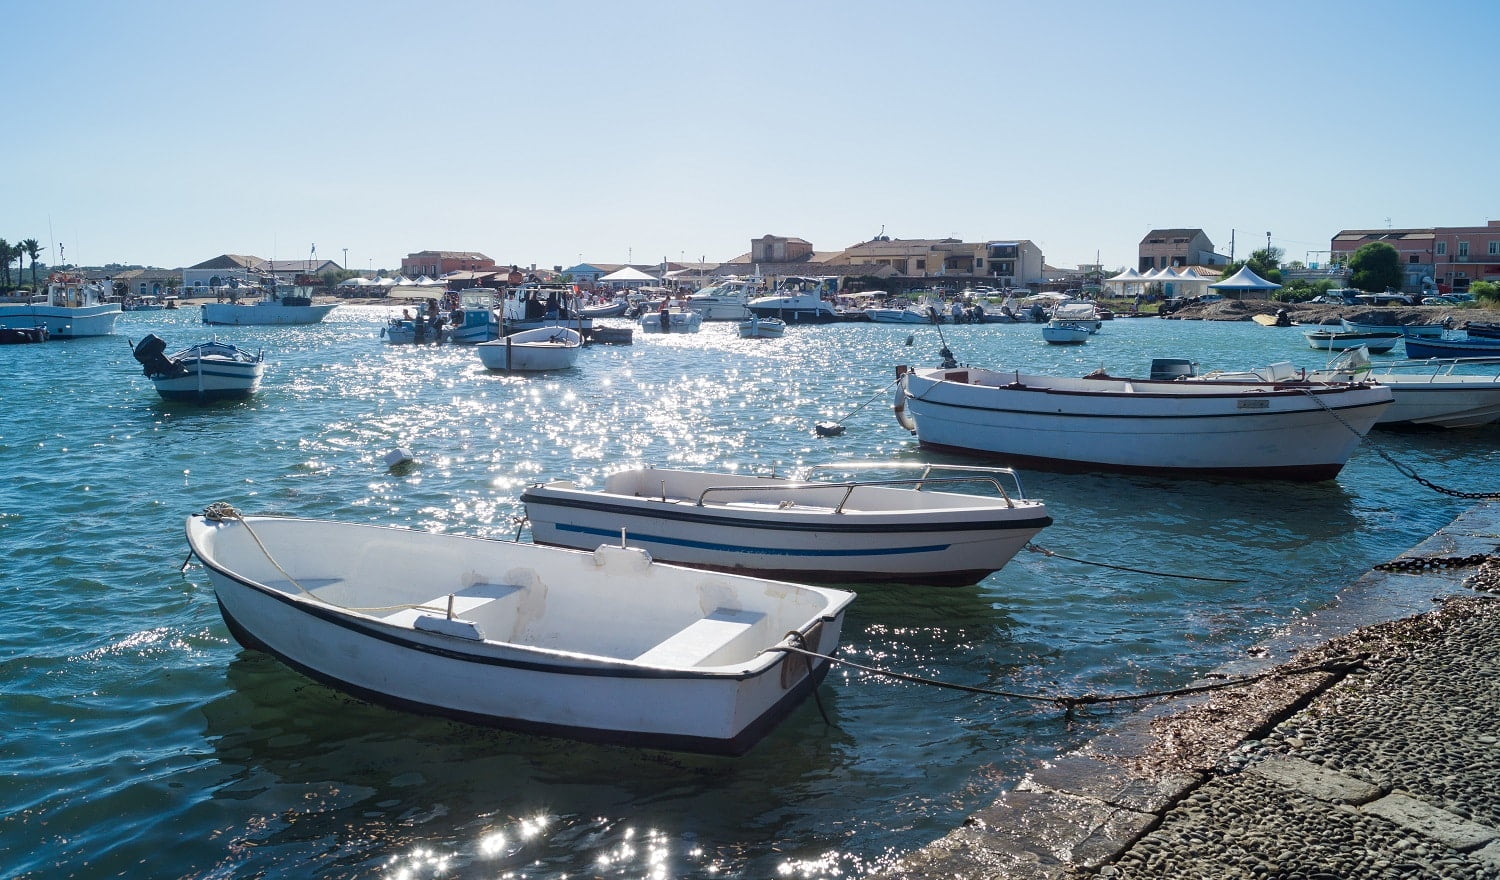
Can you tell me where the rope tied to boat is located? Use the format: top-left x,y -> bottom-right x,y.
1296,387 -> 1500,499
772,639 -> 1370,714
192,503 -> 453,616
816,377 -> 900,436
1024,542 -> 1247,583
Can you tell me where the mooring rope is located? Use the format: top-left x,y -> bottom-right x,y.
1024,542 -> 1247,583
775,635 -> 1369,713
196,503 -> 447,615
824,377 -> 899,428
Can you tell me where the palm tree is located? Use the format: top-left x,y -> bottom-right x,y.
21,239 -> 41,290
0,239 -> 11,289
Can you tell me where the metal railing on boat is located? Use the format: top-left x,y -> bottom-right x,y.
690,463 -> 1031,514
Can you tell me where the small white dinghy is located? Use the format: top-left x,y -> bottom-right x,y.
737,316 -> 786,339
476,327 -> 583,371
132,335 -> 265,401
522,463 -> 1051,586
185,507 -> 853,754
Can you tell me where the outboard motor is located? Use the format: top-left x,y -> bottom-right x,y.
133,334 -> 187,378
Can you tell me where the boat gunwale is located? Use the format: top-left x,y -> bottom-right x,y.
186,515 -> 846,682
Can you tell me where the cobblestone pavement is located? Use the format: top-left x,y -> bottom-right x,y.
874,505 -> 1500,879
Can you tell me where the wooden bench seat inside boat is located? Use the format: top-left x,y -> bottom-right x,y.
634,608 -> 767,667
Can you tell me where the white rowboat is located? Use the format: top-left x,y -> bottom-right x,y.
476,327 -> 583,371
186,510 -> 854,755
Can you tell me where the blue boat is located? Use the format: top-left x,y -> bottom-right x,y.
1402,334 -> 1500,359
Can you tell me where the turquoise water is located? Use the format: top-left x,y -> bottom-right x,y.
1,306 -> 1491,879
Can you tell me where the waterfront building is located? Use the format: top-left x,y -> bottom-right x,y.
1331,220 -> 1500,295
1138,228 -> 1229,272
400,250 -> 496,278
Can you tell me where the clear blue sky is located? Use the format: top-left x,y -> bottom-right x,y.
10,0 -> 1497,274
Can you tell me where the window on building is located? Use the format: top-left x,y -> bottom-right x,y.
916,259 -> 926,271
1409,255 -> 1420,264
1437,242 -> 1447,255
1489,241 -> 1499,256
1459,242 -> 1470,257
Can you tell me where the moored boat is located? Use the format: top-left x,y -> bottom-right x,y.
640,306 -> 703,333
200,291 -> 338,326
894,362 -> 1392,481
1340,317 -> 1447,339
476,326 -> 583,371
184,509 -> 854,755
1402,334 -> 1500,359
1304,328 -> 1402,352
685,278 -> 759,321
132,335 -> 266,401
1041,316 -> 1092,344
0,273 -> 120,338
446,289 -> 501,344
521,463 -> 1051,586
737,316 -> 785,338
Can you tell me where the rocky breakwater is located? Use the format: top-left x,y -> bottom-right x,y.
871,504 -> 1500,879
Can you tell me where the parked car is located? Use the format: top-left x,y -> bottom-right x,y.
1355,293 -> 1413,306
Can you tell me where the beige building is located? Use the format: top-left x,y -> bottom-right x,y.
1138,229 -> 1227,272
824,236 -> 1045,288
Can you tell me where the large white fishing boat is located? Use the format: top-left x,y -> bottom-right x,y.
895,362 -> 1392,481
0,273 -> 120,337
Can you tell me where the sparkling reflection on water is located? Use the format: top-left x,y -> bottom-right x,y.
0,305 -> 1490,878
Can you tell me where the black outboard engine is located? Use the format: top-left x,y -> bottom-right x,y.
133,334 -> 187,378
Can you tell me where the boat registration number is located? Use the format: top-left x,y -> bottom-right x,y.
1236,400 -> 1271,410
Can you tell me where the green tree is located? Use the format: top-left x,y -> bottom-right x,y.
1348,242 -> 1402,292
0,239 -> 10,289
1470,280 -> 1499,303
1219,247 -> 1284,285
21,238 -> 42,289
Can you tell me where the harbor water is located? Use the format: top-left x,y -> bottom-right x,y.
1,305 -> 1491,879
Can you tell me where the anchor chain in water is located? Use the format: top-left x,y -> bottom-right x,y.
774,636 -> 1370,714
1299,387 -> 1500,499
1373,553 -> 1497,572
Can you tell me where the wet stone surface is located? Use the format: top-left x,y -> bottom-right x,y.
872,505 -> 1500,879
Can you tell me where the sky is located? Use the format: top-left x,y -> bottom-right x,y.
9,0 -> 1499,275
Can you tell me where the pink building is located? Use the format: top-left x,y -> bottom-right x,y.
400,250 -> 496,278
1331,221 -> 1500,294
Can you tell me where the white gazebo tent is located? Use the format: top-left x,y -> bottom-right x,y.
1208,266 -> 1281,301
1104,267 -> 1144,298
599,266 -> 658,288
1172,267 -> 1214,299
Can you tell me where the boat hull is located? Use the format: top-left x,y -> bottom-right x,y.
738,318 -> 785,338
0,303 -> 120,337
522,469 -> 1052,586
899,367 -> 1391,481
186,515 -> 852,755
476,328 -> 582,371
201,302 -> 338,325
1304,331 -> 1401,352
1402,337 -> 1500,359
151,358 -> 264,401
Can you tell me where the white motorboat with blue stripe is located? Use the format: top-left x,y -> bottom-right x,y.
521,463 -> 1051,586
132,334 -> 266,401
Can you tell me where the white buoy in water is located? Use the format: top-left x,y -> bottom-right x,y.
384,447 -> 415,469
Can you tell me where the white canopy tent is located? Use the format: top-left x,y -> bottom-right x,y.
599,266 -> 659,287
1209,266 -> 1281,300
